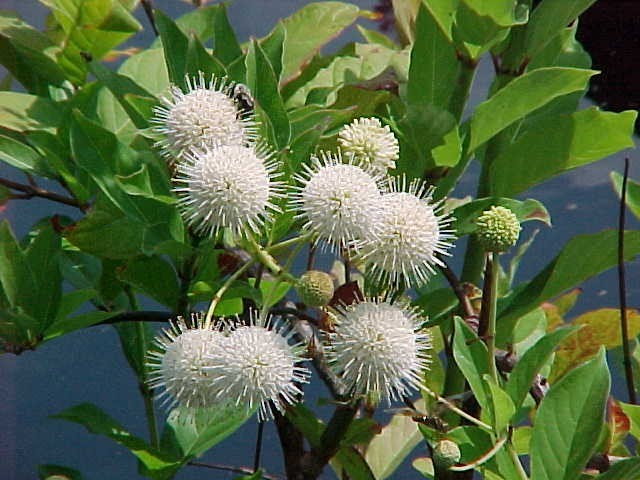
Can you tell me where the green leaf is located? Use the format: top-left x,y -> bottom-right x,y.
453,197 -> 551,236
468,67 -> 596,152
119,48 -> 169,97
186,33 -> 226,80
445,425 -> 494,464
506,327 -> 575,410
356,25 -> 397,50
213,3 -> 242,65
524,0 -> 598,59
407,4 -> 460,109
245,39 -> 290,149
611,171 -> 640,221
161,405 -> 254,459
0,133 -> 53,177
483,375 -> 515,433
174,5 -> 220,43
280,2 -> 360,82
118,256 -> 179,310
497,230 -> 640,346
42,0 -> 141,85
88,61 -> 157,129
0,91 -> 62,132
490,108 -> 637,196
43,310 -> 118,341
155,9 -> 189,89
114,320 -> 154,382
52,403 -> 179,475
596,458 -> 640,480
452,317 -> 491,413
529,348 -> 610,480
365,400 -> 426,479
261,22 -> 286,81
38,464 -> 83,480
0,11 -> 68,96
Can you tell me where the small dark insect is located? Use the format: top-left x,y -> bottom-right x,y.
231,83 -> 255,115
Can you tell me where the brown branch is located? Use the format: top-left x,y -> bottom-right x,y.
618,157 -> 636,404
0,177 -> 88,212
188,461 -> 284,480
438,261 -> 479,329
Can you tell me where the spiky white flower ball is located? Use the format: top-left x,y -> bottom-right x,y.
338,117 -> 399,172
174,144 -> 282,236
147,314 -> 223,410
327,300 -> 431,403
291,151 -> 383,249
357,177 -> 454,287
205,313 -> 310,421
152,73 -> 256,161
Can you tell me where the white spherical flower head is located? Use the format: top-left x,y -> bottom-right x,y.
338,117 -> 399,172
205,314 -> 310,421
147,314 -> 223,410
328,300 -> 431,403
152,73 -> 257,161
357,178 -> 454,287
174,144 -> 282,236
292,151 -> 383,250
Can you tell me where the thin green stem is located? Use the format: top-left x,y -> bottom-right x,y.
506,442 -> 529,480
422,386 -> 492,432
204,260 -> 254,327
247,236 -> 296,283
482,252 -> 500,382
267,233 -> 313,254
125,286 -> 159,447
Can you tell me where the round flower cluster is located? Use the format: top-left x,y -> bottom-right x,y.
148,312 -> 310,421
327,300 -> 431,403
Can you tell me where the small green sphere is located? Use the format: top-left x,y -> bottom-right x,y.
295,270 -> 334,307
433,439 -> 461,469
476,205 -> 521,252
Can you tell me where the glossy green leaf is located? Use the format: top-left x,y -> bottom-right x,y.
280,2 -> 360,81
529,348 -> 610,480
0,133 -> 53,177
213,3 -> 242,65
117,256 -> 179,310
611,171 -> 640,221
497,230 -> 640,346
453,197 -> 551,236
455,0 -> 527,52
0,91 -> 62,132
365,400 -> 426,479
162,405 -> 255,459
114,320 -> 154,382
0,11 -> 68,95
88,61 -> 157,129
525,0 -> 598,59
453,317 -> 491,413
261,22 -> 286,81
468,67 -> 596,152
407,4 -> 460,108
174,5 -> 220,43
119,48 -> 169,97
41,0 -> 141,84
505,327 -> 575,410
43,310 -> 118,341
245,39 -> 290,149
52,403 -> 179,475
186,33 -> 227,80
490,108 -> 637,197
155,9 -> 189,89
483,375 -> 515,433
446,425 -> 494,464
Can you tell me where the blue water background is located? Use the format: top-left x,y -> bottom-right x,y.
0,1 -> 639,479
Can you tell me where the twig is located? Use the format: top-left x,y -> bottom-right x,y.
254,421 -> 265,473
618,157 -> 636,404
438,261 -> 477,323
188,461 -> 284,480
140,0 -> 158,36
0,177 -> 88,212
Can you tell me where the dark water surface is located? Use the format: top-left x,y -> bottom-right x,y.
0,1 -> 639,479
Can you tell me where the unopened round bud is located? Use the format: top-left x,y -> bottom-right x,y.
295,270 -> 334,307
476,205 -> 520,252
433,439 -> 461,469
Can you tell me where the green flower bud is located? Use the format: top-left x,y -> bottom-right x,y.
433,439 -> 461,469
295,270 -> 334,307
476,205 -> 521,252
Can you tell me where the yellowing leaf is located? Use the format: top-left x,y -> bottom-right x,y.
550,308 -> 640,381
